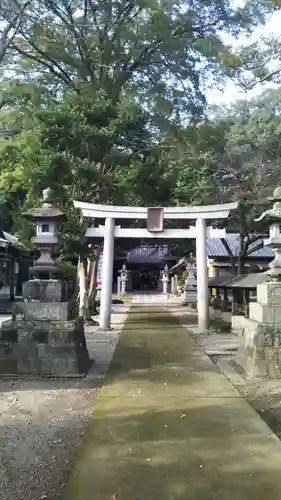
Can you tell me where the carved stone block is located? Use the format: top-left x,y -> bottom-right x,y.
22,279 -> 67,302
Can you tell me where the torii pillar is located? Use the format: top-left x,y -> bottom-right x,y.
99,217 -> 115,329
196,218 -> 208,331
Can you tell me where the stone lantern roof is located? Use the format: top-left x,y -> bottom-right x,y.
24,207 -> 65,219
24,188 -> 65,220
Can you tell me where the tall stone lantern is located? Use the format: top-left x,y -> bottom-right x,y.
0,188 -> 91,377
25,187 -> 64,279
161,264 -> 169,296
236,186 -> 281,378
182,252 -> 197,306
119,263 -> 128,296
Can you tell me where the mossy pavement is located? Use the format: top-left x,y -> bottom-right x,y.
62,307 -> 281,500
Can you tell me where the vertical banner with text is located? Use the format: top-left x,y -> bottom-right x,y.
96,252 -> 103,288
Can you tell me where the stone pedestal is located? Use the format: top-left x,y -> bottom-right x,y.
170,276 -> 175,295
0,279 -> 91,376
162,279 -> 168,296
236,282 -> 281,378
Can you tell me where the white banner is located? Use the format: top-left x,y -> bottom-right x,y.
96,253 -> 103,287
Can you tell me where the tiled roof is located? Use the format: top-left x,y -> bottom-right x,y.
127,245 -> 175,263
208,275 -> 240,288
122,233 -> 272,264
207,238 -> 228,257
207,233 -> 273,259
208,273 -> 266,289
232,273 -> 267,288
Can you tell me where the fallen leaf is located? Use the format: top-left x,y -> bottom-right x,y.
111,494 -> 117,500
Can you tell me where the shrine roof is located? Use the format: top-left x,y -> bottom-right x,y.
208,273 -> 267,289
127,245 -> 175,263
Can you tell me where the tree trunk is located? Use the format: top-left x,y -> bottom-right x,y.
237,255 -> 245,275
87,255 -> 99,316
78,250 -> 100,324
82,257 -> 99,325
237,234 -> 246,275
78,257 -> 88,318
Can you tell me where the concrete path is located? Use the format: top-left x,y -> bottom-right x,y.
63,306 -> 281,500
85,303 -> 130,379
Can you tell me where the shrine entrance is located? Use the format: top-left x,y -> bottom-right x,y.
73,201 -> 237,331
138,269 -> 158,291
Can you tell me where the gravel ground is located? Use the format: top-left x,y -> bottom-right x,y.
215,356 -> 281,442
0,375 -> 100,500
0,303 -> 129,500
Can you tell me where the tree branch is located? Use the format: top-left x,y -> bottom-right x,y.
0,0 -> 32,64
247,67 -> 281,89
10,41 -> 73,85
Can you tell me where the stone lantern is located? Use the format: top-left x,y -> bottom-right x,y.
119,263 -> 128,296
24,187 -> 65,279
182,252 -> 197,306
161,264 -> 169,296
0,188 -> 91,377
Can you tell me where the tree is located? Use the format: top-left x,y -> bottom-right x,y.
0,0 -> 279,306
3,0 -> 276,122
0,0 -> 31,65
212,88 -> 281,272
0,83 -> 155,318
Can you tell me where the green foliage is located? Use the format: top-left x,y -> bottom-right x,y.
178,270 -> 188,287
0,0 -> 279,265
56,258 -> 77,281
2,0 -> 276,119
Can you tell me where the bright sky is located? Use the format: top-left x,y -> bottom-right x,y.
206,10 -> 281,106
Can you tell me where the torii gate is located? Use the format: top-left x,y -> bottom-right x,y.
73,201 -> 238,331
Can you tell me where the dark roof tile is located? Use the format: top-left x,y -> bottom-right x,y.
127,245 -> 175,263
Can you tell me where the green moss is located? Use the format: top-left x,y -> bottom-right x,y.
62,308 -> 278,500
209,318 -> 231,333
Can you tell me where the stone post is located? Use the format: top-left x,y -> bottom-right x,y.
174,275 -> 178,293
117,276 -> 121,296
170,276 -> 175,295
196,218 -> 208,331
99,217 -> 115,330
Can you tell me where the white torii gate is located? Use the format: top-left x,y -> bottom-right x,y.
73,201 -> 238,331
